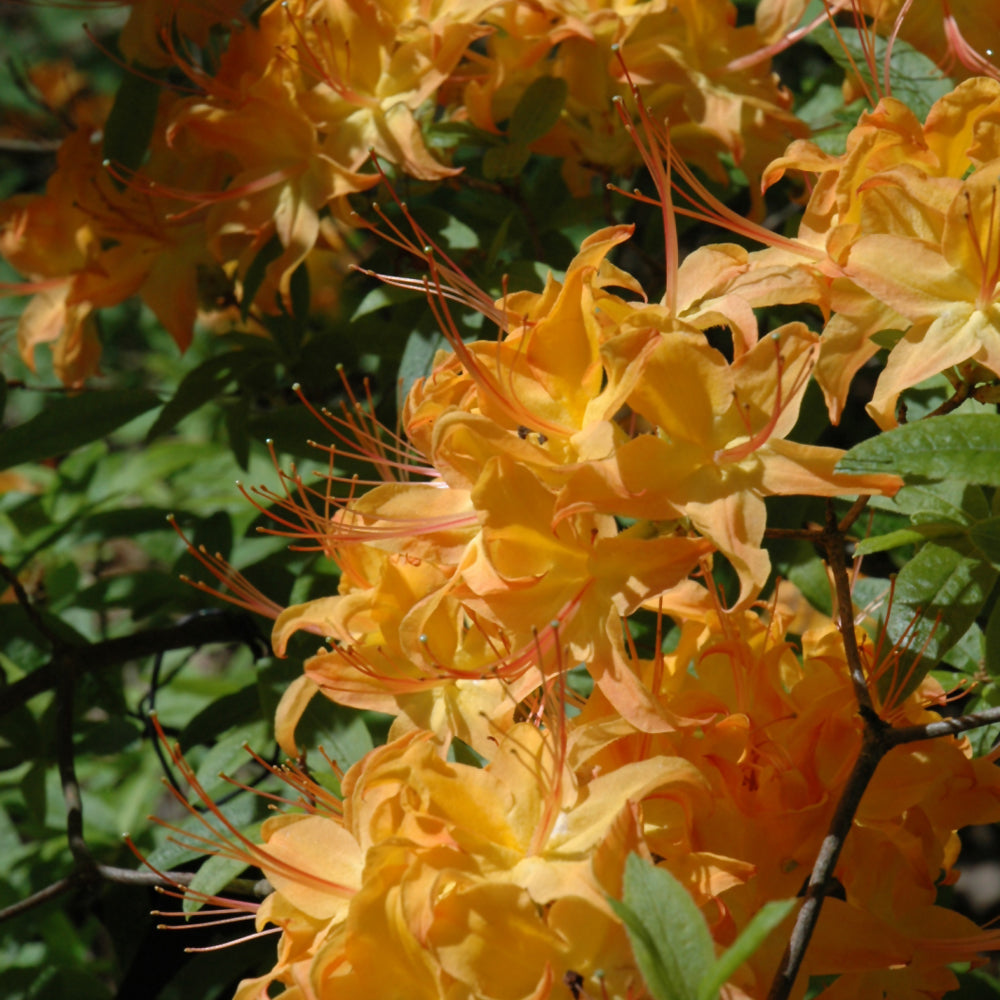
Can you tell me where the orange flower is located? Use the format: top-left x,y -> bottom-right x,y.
847,156 -> 1000,426
760,78 -> 1000,422
573,607 -> 1000,997
461,0 -> 807,203
0,91 -> 226,381
556,324 -> 899,604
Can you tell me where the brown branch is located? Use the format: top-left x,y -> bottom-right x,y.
924,378 -> 973,420
0,611 -> 264,719
55,648 -> 91,869
764,500 -> 909,999
817,502 -> 877,720
0,863 -> 271,925
887,703 -> 1000,746
767,691 -> 1000,999
767,725 -> 890,1000
0,559 -> 62,648
837,495 -> 871,535
0,877 -> 77,923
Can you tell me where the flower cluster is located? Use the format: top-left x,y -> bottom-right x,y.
761,76 -> 1000,427
1,0 -> 805,383
161,603 -> 1000,999
175,126 -> 1000,999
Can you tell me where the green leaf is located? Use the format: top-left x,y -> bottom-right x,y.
103,68 -> 162,175
610,853 -> 715,1000
870,481 -> 990,524
810,27 -> 954,120
183,853 -> 252,915
948,965 -> 1000,998
288,258 -> 311,326
985,601 -> 1000,682
350,284 -> 419,320
970,516 -> 1000,566
509,75 -> 568,144
397,329 -> 448,406
146,352 -> 258,441
142,793 -> 260,873
878,542 -> 997,702
836,414 -> 1000,485
0,389 -> 161,471
179,684 -> 262,748
223,395 -> 251,471
697,899 -> 797,1000
482,141 -> 532,180
853,527 -> 935,556
240,233 -> 285,320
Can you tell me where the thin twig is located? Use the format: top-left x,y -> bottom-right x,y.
0,877 -> 77,923
763,501 -> 900,999
0,863 -> 271,925
817,502 -> 877,720
887,704 -> 1000,746
55,649 -> 92,869
0,559 -> 61,647
837,495 -> 871,535
924,379 -> 972,420
0,611 -> 264,719
767,726 -> 889,1000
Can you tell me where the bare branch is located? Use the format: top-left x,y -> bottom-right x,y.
0,862 -> 271,926
0,611 -> 264,719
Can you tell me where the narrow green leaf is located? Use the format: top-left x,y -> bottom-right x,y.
184,853 -> 252,914
103,68 -> 162,175
811,27 -> 954,119
985,601 -> 1000,682
350,284 -> 417,320
853,527 -> 931,556
179,684 -> 262,748
966,716 -> 1000,758
871,481 -> 990,524
146,352 -> 254,441
949,966 -> 1000,998
697,900 -> 796,1000
612,853 -> 715,1000
0,389 -> 160,471
142,794 -> 259,873
509,75 -> 568,144
608,897 -> 681,1000
878,542 -> 996,702
836,414 -> 1000,485
241,233 -> 284,320
397,329 -> 448,407
224,395 -> 252,472
970,517 -> 1000,566
482,141 -> 531,180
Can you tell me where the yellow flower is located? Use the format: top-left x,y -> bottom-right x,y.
761,78 -> 1000,422
558,324 -> 898,604
462,0 -> 806,202
848,156 -> 1000,425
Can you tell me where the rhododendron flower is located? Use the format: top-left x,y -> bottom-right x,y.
760,78 -> 1000,421
847,156 -> 1000,426
111,0 -> 248,68
154,720 -> 712,1000
0,93 -> 225,382
461,0 -> 807,204
555,324 -> 899,604
271,455 -> 710,750
573,606 -> 1000,996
